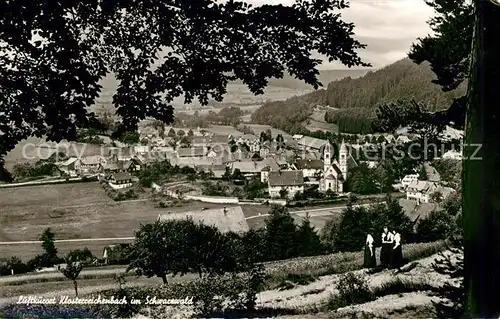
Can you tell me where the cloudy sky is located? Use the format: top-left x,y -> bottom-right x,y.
248,0 -> 435,69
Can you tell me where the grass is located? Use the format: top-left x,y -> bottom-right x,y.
372,277 -> 433,297
265,241 -> 446,290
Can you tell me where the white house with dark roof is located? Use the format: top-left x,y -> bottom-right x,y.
108,172 -> 133,189
406,180 -> 438,203
267,170 -> 304,199
79,155 -> 107,174
292,159 -> 324,179
56,157 -> 80,177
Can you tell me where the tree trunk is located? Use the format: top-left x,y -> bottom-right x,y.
463,0 -> 500,317
160,274 -> 168,284
73,280 -> 78,297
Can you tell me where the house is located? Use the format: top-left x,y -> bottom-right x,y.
296,136 -> 327,151
441,149 -> 462,160
195,164 -> 228,178
133,145 -> 151,154
56,157 -> 80,177
401,174 -> 419,187
260,158 -> 280,183
385,134 -> 396,144
406,180 -> 439,203
293,159 -> 324,179
192,135 -> 229,148
78,155 -> 106,174
396,135 -> 411,144
230,160 -> 267,176
108,172 -> 134,189
248,140 -> 261,153
177,147 -> 207,158
268,170 -> 304,199
157,206 -> 249,233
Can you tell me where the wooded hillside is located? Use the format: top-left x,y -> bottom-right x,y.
252,58 -> 467,134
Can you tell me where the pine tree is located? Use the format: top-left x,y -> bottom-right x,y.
296,214 -> 324,256
264,205 -> 298,260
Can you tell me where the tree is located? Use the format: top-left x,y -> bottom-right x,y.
264,205 -> 297,260
334,203 -> 370,252
117,132 -> 140,145
279,187 -> 289,199
0,1 -> 369,161
430,191 -> 444,203
187,129 -> 194,138
415,210 -> 454,243
296,214 -> 324,256
167,128 -> 176,138
66,248 -> 95,265
58,252 -> 84,297
128,220 -> 189,284
418,165 -> 428,181
39,228 -> 58,267
177,130 -> 185,137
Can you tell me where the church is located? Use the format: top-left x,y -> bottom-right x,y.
319,140 -> 358,193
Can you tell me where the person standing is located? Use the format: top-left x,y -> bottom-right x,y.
392,230 -> 403,272
363,234 -> 376,268
380,226 -> 393,268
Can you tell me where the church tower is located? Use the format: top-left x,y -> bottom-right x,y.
339,139 -> 348,180
323,141 -> 333,172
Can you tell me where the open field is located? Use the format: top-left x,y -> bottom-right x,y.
0,181 -> 229,245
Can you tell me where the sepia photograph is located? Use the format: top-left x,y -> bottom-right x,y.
0,0 -> 498,318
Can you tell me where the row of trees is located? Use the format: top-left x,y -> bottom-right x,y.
127,195 -> 460,285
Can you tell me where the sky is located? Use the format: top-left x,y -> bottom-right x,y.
247,0 -> 435,69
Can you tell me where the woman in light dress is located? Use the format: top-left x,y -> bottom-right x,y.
363,233 -> 376,268
391,230 -> 403,271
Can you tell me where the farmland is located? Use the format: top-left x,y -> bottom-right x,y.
0,182 -> 228,249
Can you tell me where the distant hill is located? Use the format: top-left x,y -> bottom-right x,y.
92,69 -> 370,113
230,69 -> 370,90
251,58 -> 467,134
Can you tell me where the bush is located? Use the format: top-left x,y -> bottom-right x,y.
7,256 -> 29,275
326,273 -> 374,310
415,210 -> 454,243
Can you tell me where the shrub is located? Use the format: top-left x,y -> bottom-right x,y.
7,256 -> 29,275
416,210 -> 454,242
326,273 -> 374,310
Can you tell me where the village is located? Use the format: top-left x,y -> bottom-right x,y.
12,122 -> 462,208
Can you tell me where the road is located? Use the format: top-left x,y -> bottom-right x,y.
0,203 -> 376,245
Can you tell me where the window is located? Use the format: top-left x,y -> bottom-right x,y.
328,182 -> 332,189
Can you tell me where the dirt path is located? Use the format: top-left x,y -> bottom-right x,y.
256,253 -> 451,310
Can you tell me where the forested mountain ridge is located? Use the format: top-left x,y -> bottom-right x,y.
231,69 -> 370,90
252,58 -> 467,134
324,58 -> 466,111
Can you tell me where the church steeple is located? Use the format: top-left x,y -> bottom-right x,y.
339,139 -> 348,180
323,140 -> 333,172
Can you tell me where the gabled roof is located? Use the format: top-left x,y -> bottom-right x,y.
111,172 -> 133,182
268,170 -> 304,186
80,155 -> 104,165
296,136 -> 326,150
407,180 -> 438,194
177,147 -> 206,157
295,159 -> 323,170
57,157 -> 78,166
